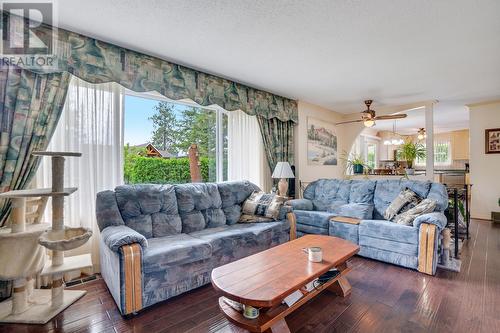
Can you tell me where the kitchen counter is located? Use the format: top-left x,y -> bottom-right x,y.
352,169 -> 469,185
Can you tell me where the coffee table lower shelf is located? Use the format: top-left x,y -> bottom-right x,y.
218,268 -> 352,333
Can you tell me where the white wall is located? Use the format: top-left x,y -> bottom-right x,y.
469,101 -> 500,219
294,101 -> 346,188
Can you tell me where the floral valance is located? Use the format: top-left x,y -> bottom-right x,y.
1,12 -> 298,123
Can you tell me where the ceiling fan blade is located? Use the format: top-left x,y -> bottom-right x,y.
335,119 -> 364,125
374,114 -> 408,120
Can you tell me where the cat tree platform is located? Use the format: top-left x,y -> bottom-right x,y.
0,289 -> 86,324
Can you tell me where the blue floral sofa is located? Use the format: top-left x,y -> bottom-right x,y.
96,181 -> 291,315
287,179 -> 448,275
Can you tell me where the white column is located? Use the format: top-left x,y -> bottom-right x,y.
425,103 -> 435,181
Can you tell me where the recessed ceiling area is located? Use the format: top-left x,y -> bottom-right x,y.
57,0 -> 500,114
367,104 -> 469,135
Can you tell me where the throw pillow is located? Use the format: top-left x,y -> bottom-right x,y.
393,199 -> 437,226
241,191 -> 287,220
384,188 -> 422,221
330,203 -> 374,220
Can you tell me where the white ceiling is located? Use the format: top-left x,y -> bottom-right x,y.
56,0 -> 500,114
368,104 -> 469,134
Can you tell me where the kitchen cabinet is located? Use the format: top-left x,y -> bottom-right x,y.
452,129 -> 469,160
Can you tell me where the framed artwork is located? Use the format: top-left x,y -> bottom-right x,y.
307,117 -> 338,165
485,128 -> 500,154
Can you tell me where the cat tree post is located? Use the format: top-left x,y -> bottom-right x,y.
10,198 -> 26,233
11,279 -> 28,314
51,155 -> 65,266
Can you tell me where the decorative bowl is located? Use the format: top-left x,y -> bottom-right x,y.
38,227 -> 92,251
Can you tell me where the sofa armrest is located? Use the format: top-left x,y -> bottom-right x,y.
101,225 -> 148,252
286,198 -> 313,211
286,211 -> 297,240
413,212 -> 447,230
278,205 -> 293,220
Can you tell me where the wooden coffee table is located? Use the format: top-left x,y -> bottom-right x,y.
211,235 -> 359,332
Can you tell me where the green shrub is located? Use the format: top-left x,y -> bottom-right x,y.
124,155 -> 215,184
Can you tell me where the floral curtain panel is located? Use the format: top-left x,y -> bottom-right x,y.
0,65 -> 71,226
257,116 -> 295,175
2,12 -> 298,123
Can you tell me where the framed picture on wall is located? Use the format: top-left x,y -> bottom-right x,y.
307,117 -> 338,165
485,128 -> 500,154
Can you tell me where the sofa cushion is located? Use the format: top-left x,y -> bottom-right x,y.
175,183 -> 226,232
313,199 -> 347,213
123,214 -> 153,238
96,190 -> 124,231
310,179 -> 351,211
217,181 -> 261,225
358,246 -> 418,269
359,219 -> 419,245
331,203 -> 374,220
349,180 -> 376,204
142,234 -> 212,273
286,198 -> 313,211
359,235 -> 418,256
427,183 -> 448,212
189,222 -> 288,262
114,184 -> 181,238
329,220 -> 359,244
296,223 -> 329,235
401,180 -> 432,199
294,210 -> 334,230
189,225 -> 252,252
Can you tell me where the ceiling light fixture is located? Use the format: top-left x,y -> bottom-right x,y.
364,119 -> 375,128
417,128 -> 426,140
383,120 -> 404,146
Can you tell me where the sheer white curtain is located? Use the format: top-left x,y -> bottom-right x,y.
36,76 -> 124,271
227,110 -> 270,191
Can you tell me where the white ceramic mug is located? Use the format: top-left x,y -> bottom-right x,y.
307,247 -> 323,262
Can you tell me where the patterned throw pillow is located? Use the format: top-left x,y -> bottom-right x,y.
384,188 -> 422,221
393,199 -> 437,226
241,191 -> 287,221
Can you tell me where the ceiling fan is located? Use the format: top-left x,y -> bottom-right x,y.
335,100 -> 408,128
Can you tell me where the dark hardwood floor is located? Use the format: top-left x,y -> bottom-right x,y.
2,219 -> 499,333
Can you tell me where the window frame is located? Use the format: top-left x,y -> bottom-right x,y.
415,140 -> 452,166
124,89 -> 228,182
365,142 -> 378,169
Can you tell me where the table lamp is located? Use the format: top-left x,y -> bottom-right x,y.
272,162 -> 295,197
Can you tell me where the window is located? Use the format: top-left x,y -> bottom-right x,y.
366,143 -> 377,169
434,142 -> 451,164
124,92 -> 228,184
351,135 -> 379,171
416,141 -> 451,166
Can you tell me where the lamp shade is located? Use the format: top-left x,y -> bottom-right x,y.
272,162 -> 295,179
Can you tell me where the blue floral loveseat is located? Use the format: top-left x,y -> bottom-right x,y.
287,179 -> 448,275
96,181 -> 291,315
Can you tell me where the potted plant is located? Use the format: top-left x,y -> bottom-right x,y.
340,152 -> 367,175
398,140 -> 426,175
